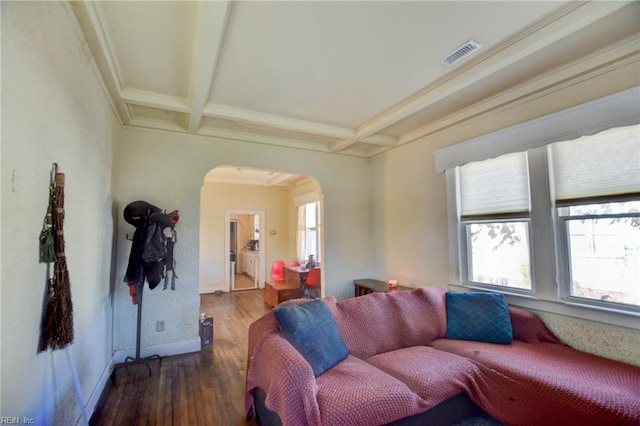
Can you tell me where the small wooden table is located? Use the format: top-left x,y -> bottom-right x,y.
264,280 -> 301,307
353,279 -> 413,297
264,266 -> 323,307
284,265 -> 311,286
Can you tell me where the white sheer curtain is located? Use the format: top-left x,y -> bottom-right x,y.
296,205 -> 306,262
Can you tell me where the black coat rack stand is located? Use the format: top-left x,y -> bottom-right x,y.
111,282 -> 161,383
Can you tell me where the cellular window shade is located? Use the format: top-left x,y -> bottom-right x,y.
459,152 -> 530,218
550,125 -> 640,205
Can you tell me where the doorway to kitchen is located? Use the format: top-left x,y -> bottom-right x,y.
225,210 -> 265,291
199,165 -> 324,297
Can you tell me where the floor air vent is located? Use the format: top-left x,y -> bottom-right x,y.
441,40 -> 482,67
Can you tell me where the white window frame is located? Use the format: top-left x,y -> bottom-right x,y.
294,192 -> 322,264
555,204 -> 640,312
438,86 -> 640,329
462,218 -> 535,295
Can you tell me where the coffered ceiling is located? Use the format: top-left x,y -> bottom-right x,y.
70,1 -> 639,158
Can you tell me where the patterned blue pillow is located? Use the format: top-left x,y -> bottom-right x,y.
446,292 -> 513,344
275,300 -> 349,376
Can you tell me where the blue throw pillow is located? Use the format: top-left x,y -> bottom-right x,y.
446,292 -> 513,344
274,300 -> 349,377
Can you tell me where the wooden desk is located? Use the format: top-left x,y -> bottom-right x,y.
353,279 -> 413,297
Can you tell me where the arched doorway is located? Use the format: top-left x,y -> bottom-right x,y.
198,165 -> 325,300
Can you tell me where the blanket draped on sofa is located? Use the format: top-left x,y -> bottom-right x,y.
245,287 -> 640,426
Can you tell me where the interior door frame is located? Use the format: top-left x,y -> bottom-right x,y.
224,209 -> 265,292
230,219 -> 239,276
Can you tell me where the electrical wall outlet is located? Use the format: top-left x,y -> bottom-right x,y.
156,320 -> 165,332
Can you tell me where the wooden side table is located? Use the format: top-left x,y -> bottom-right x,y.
264,280 -> 301,307
353,279 -> 413,297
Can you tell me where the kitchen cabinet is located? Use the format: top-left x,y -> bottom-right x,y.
243,251 -> 260,284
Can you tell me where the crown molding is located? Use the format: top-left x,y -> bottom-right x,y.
120,88 -> 191,113
82,1 -> 125,93
72,1 -> 132,125
398,36 -> 640,147
197,124 -> 370,158
64,2 -> 123,128
353,1 -> 631,140
129,116 -> 187,133
128,112 -> 370,157
201,103 -> 395,147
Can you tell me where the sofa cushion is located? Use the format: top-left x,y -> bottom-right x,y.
366,346 -> 480,406
330,287 -> 449,358
274,299 -> 349,377
446,292 -> 512,344
315,355 -> 429,425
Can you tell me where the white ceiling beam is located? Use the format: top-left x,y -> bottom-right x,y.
398,36 -> 640,147
128,116 -> 189,133
202,103 -> 397,146
267,172 -> 294,187
80,1 -> 125,93
352,1 -> 632,140
330,132 -> 397,152
187,1 -> 231,133
329,139 -> 358,152
197,125 -> 370,157
120,88 -> 191,113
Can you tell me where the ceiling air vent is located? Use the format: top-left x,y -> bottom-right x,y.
441,40 -> 482,67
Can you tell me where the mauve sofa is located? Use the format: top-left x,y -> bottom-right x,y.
245,287 -> 640,425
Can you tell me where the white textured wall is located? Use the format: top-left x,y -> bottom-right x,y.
114,127 -> 372,357
200,183 -> 289,293
1,2 -> 120,423
369,144 -> 450,288
369,59 -> 640,365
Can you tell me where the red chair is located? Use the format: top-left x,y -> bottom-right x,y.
288,261 -> 300,267
270,260 -> 285,282
303,268 -> 321,299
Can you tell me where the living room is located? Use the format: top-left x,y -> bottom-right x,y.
1,1 -> 639,424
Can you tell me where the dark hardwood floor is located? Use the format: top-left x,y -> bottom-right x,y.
90,289 -> 270,426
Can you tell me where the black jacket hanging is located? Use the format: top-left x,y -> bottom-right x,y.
123,201 -> 179,302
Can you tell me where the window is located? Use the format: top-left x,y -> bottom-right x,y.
458,152 -> 532,292
437,87 -> 640,322
559,202 -> 640,307
253,214 -> 260,240
453,125 -> 639,310
466,221 -> 532,291
550,125 -> 640,308
297,201 -> 321,264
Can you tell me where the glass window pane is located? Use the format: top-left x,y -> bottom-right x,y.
566,201 -> 640,216
566,217 -> 640,307
305,230 -> 317,259
305,203 -> 316,228
467,222 -> 531,290
299,202 -> 320,262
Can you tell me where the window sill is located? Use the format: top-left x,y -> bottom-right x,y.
448,283 -> 640,330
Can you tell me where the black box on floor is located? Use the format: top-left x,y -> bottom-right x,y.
200,317 -> 213,347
